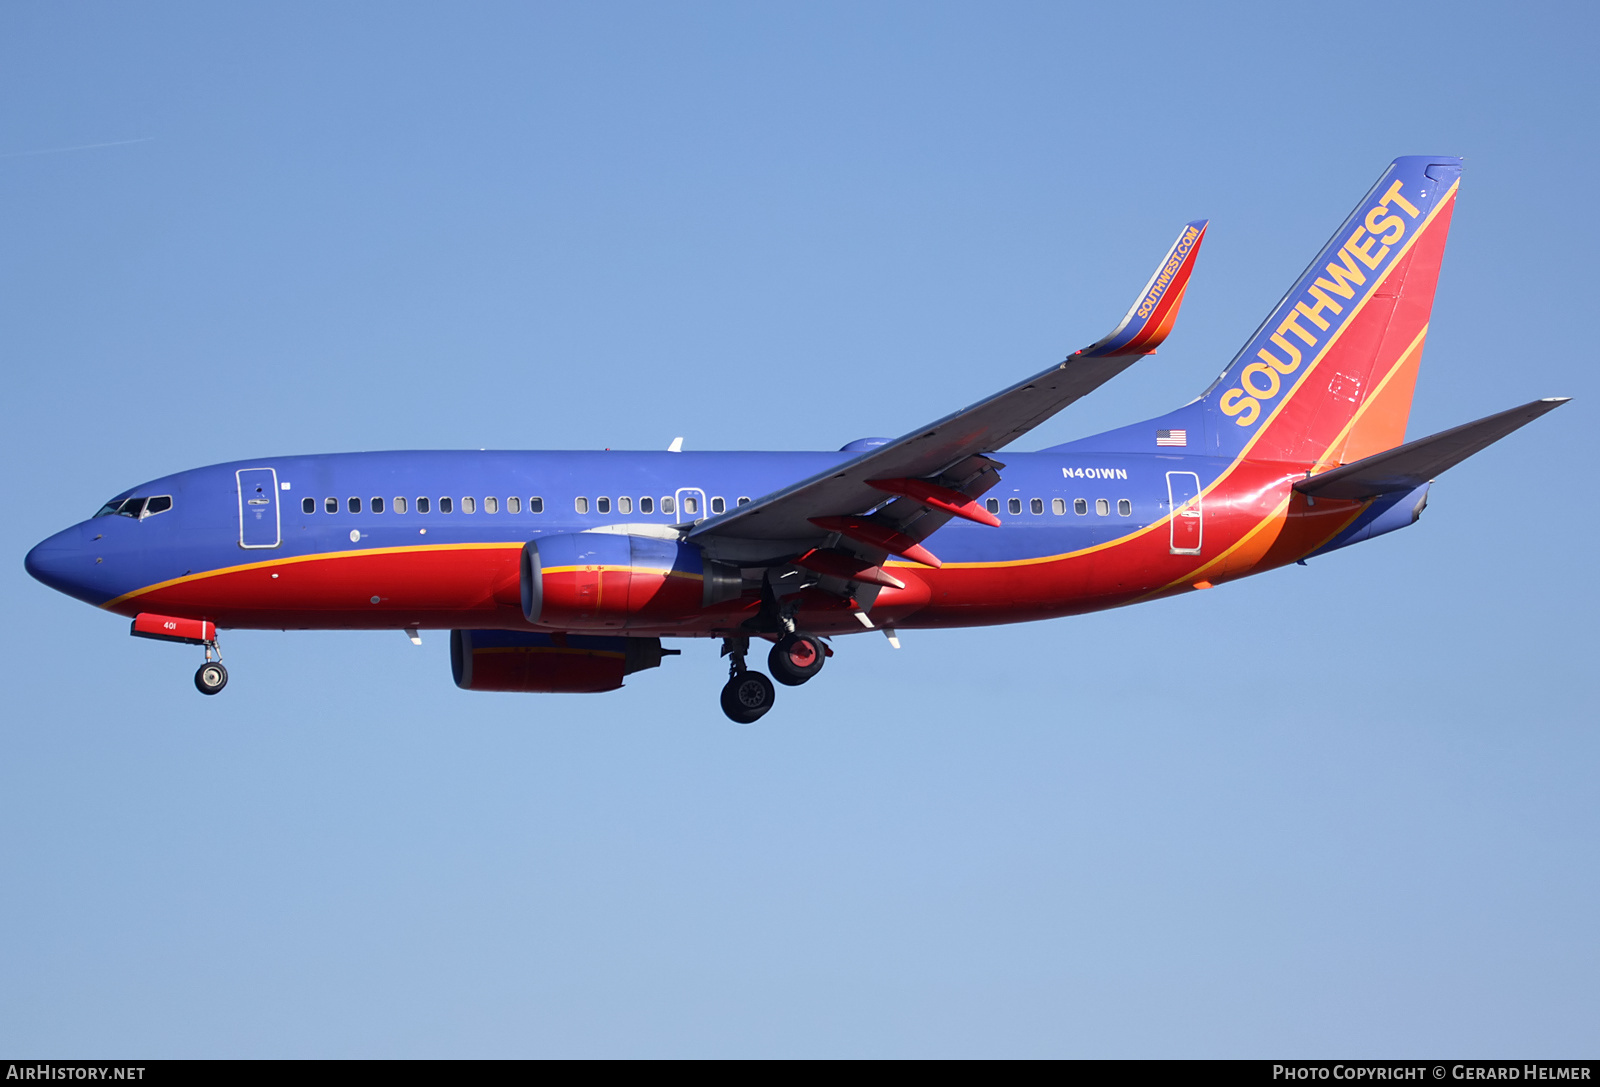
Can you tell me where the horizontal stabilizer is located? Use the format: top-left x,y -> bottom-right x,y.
1295,398 -> 1569,500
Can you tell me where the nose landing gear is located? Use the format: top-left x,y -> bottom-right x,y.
195,660 -> 229,695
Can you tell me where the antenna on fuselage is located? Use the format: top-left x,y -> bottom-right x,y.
667,436 -> 684,453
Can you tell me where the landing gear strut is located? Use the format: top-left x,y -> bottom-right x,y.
769,632 -> 825,687
719,635 -> 775,723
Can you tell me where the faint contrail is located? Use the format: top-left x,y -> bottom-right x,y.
0,137 -> 154,160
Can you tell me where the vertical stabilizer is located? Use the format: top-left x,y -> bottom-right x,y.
1202,156 -> 1462,467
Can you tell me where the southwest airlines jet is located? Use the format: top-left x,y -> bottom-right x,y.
24,157 -> 1567,722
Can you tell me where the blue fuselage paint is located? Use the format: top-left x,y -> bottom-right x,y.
27,447 -> 1259,612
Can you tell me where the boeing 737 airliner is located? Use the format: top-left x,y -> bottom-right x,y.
24,157 -> 1567,721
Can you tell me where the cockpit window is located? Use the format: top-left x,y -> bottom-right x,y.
93,495 -> 172,519
95,497 -> 146,518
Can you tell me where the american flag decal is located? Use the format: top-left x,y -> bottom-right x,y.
1156,429 -> 1187,447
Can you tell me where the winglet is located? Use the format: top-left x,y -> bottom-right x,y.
1076,220 -> 1207,358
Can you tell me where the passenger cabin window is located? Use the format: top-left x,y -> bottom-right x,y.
302,497 -> 316,514
597,497 -> 611,514
1052,498 -> 1066,515
619,496 -> 632,514
394,496 -> 408,513
485,496 -> 498,513
417,497 -> 430,513
661,496 -> 675,515
682,495 -> 699,515
507,496 -> 520,513
737,496 -> 750,506
1117,499 -> 1132,516
986,498 -> 1000,515
1008,498 -> 1022,515
439,497 -> 453,513
371,497 -> 384,513
530,497 -> 544,513
575,497 -> 589,514
463,497 -> 476,514
348,497 -> 362,514
325,497 -> 337,514
1074,498 -> 1088,515
711,496 -> 725,514
1096,498 -> 1110,516
640,496 -> 654,514
1030,498 -> 1044,515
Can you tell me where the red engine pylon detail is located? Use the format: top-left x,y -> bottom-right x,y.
130,612 -> 215,646
793,549 -> 906,589
866,477 -> 1001,527
807,517 -> 942,569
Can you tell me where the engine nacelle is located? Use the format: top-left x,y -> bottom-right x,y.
521,532 -> 742,629
450,630 -> 674,693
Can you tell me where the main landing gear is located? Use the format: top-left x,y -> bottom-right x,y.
718,632 -> 827,723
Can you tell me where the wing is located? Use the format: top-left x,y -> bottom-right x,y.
689,220 -> 1209,569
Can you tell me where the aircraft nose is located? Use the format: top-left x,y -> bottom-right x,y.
25,524 -> 89,596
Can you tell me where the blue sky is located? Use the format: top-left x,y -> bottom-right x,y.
3,1 -> 1596,1057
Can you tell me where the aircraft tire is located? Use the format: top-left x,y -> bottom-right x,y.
194,662 -> 229,695
768,633 -> 824,687
720,671 -> 775,723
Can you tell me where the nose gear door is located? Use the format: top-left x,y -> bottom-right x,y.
1165,471 -> 1202,555
237,467 -> 281,549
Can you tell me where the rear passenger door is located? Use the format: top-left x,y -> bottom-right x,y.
237,468 -> 281,548
1165,471 -> 1202,555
